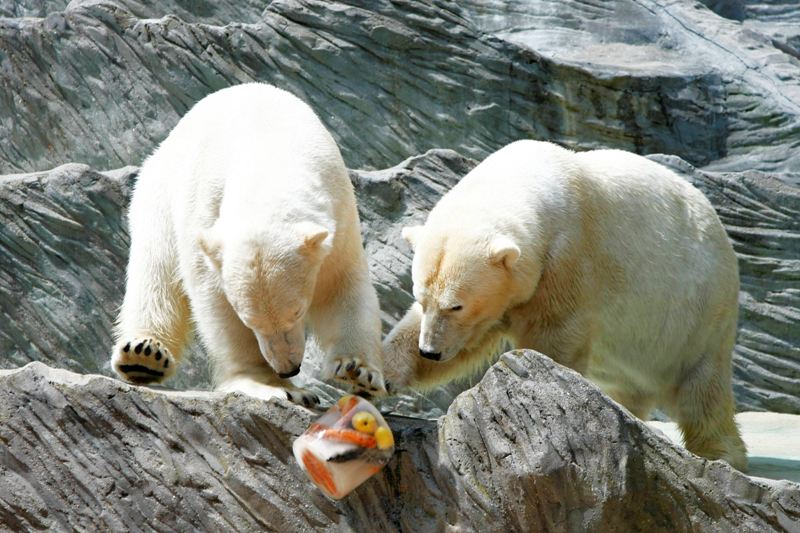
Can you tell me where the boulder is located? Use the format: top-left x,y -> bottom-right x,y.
1,351 -> 797,531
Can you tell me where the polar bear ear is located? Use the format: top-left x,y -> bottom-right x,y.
401,225 -> 423,250
199,227 -> 224,271
298,222 -> 332,257
489,235 -> 521,270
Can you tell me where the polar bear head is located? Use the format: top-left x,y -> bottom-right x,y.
200,221 -> 332,377
402,225 -> 521,362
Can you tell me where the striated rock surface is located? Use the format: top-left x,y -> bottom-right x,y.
1,149 -> 799,413
0,163 -> 212,390
459,0 -> 800,176
0,0 -> 798,176
1,352 -> 798,531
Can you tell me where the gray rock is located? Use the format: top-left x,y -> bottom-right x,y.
1,353 -> 797,531
459,0 -> 800,176
0,0 -> 67,18
701,1 -> 800,23
0,0 -> 265,25
0,163 -> 211,390
1,0 -> 798,177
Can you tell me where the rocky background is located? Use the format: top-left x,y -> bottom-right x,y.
1,0 -> 799,529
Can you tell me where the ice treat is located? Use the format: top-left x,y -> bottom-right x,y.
293,395 -> 395,499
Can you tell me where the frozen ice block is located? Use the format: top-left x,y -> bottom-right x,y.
293,395 -> 394,499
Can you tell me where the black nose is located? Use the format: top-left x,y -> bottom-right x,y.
278,365 -> 301,378
419,349 -> 442,361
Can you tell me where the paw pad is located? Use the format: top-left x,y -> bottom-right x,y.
113,337 -> 175,384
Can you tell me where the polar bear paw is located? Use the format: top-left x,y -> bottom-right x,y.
112,337 -> 176,384
218,377 -> 319,408
328,357 -> 386,397
285,388 -> 321,408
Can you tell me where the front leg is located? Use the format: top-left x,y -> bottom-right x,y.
312,269 -> 385,396
381,303 -> 424,391
189,281 -> 320,407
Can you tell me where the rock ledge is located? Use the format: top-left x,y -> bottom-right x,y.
1,352 -> 798,531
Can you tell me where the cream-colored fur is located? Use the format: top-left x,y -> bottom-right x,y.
383,140 -> 747,470
111,83 -> 384,404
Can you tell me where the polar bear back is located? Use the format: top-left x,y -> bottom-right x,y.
573,148 -> 739,380
135,83 -> 354,247
163,83 -> 343,180
573,147 -> 738,300
428,140 -> 735,294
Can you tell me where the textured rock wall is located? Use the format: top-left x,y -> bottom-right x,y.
0,163 -> 212,390
2,0 -> 798,174
2,353 -> 798,531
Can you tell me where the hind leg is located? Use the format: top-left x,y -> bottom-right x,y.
669,352 -> 747,471
605,387 -> 656,420
111,183 -> 191,384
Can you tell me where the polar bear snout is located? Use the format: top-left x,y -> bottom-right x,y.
277,366 -> 302,379
419,348 -> 442,361
419,312 -> 463,362
253,325 -> 306,378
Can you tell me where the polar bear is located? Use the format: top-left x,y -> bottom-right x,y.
111,83 -> 385,405
383,140 -> 747,470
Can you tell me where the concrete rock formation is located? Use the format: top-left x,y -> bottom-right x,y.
0,163 -> 212,390
1,352 -> 798,531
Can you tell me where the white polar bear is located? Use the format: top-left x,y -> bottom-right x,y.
383,140 -> 747,470
111,83 -> 385,405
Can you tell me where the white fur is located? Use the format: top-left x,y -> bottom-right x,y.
112,83 -> 384,400
384,140 -> 747,469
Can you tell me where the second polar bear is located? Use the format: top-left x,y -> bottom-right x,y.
111,83 -> 384,404
383,140 -> 747,469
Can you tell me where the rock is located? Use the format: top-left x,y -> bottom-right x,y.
1,353 -> 798,531
0,163 -> 211,390
1,0 -> 798,176
459,0 -> 800,176
0,0 -> 267,23
0,0 -> 67,18
1,149 -> 798,414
